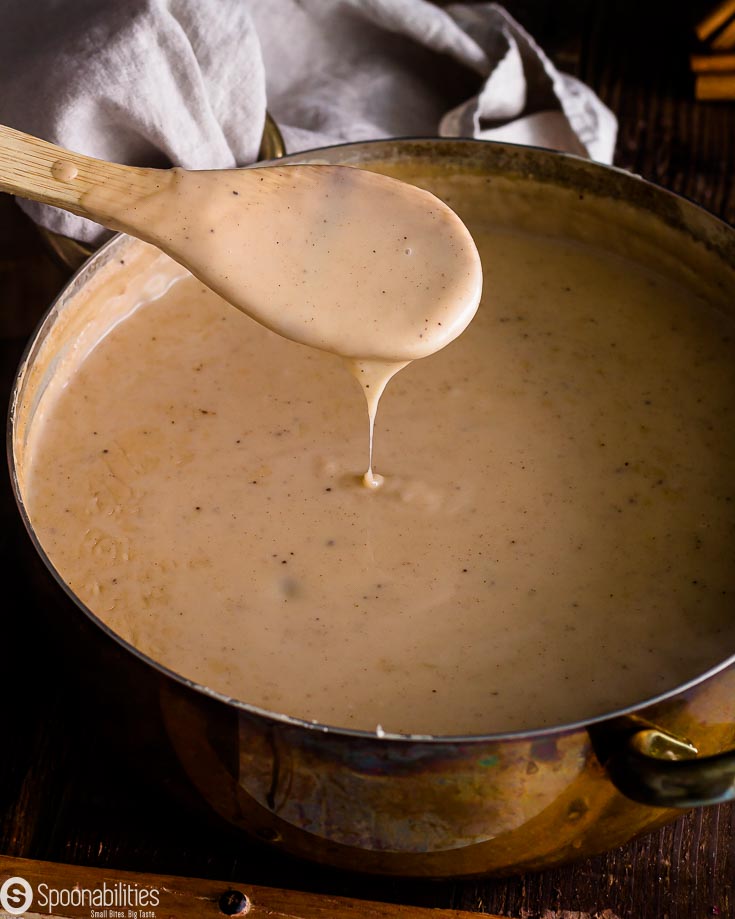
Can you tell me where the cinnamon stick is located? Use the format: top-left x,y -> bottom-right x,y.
695,72 -> 735,99
690,52 -> 735,71
695,0 -> 735,41
711,15 -> 735,48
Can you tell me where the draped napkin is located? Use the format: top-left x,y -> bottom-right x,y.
0,0 -> 617,244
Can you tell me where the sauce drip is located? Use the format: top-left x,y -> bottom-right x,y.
349,359 -> 408,489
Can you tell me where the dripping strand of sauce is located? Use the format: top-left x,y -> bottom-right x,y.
349,359 -> 408,488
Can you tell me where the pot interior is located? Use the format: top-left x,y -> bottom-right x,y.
10,140 -> 735,740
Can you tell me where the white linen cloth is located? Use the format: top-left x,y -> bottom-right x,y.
0,0 -> 617,244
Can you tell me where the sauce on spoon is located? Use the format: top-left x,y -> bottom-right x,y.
1,126 -> 482,484
83,164 -> 483,484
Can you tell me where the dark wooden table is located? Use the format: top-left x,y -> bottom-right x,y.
2,2 -> 734,917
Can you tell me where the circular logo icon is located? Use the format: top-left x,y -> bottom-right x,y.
0,877 -> 33,916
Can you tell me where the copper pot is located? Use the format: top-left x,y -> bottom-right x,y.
8,138 -> 735,877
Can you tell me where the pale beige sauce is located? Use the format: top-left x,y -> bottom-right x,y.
23,214 -> 735,735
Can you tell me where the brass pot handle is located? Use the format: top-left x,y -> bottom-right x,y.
602,727 -> 735,808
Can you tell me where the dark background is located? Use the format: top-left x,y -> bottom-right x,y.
1,2 -> 734,917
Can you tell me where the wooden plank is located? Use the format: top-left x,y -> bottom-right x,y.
0,856 -> 509,919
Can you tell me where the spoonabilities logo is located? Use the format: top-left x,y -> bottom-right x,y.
0,877 -> 33,916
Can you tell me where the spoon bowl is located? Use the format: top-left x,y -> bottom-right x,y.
0,123 -> 482,363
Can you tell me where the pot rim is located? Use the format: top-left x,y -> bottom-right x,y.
8,135 -> 735,746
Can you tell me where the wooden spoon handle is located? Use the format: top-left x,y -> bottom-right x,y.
0,123 -> 158,219
0,854 -> 509,918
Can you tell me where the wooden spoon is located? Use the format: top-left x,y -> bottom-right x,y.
0,124 -> 482,362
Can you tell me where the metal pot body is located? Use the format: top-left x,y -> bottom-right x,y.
9,139 -> 735,877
